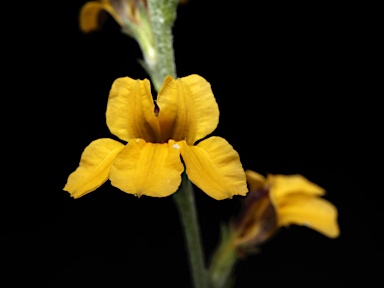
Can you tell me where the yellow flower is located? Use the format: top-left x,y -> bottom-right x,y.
79,0 -> 187,33
234,170 -> 339,250
64,75 -> 248,200
79,0 -> 145,33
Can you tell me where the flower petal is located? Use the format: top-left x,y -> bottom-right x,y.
106,77 -> 161,142
245,170 -> 266,191
268,174 -> 325,207
234,197 -> 276,248
64,138 -> 125,198
180,137 -> 247,200
109,139 -> 184,197
156,75 -> 219,144
79,2 -> 107,33
277,194 -> 340,238
79,1 -> 124,33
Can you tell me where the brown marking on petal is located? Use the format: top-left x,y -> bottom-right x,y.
250,202 -> 277,245
154,100 -> 160,117
97,10 -> 109,30
234,187 -> 269,230
235,202 -> 277,256
232,185 -> 279,256
110,0 -> 125,13
109,0 -> 133,22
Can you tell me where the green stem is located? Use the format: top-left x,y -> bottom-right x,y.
209,225 -> 238,288
147,0 -> 178,89
147,2 -> 208,286
173,173 -> 209,288
125,2 -> 208,286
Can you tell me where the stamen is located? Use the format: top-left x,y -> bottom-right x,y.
172,143 -> 180,149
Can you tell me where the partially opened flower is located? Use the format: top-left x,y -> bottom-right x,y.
64,75 -> 247,200
209,172 -> 339,285
79,0 -> 187,33
79,0 -> 157,71
79,0 -> 147,33
78,0 -> 186,91
234,170 -> 339,252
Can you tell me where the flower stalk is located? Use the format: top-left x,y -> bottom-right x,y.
209,225 -> 237,288
146,0 -> 177,88
174,173 -> 209,288
120,1 -> 158,80
147,2 -> 209,286
118,0 -> 177,90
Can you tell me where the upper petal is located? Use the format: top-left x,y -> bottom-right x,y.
106,77 -> 161,142
267,174 -> 325,208
245,170 -> 266,191
180,137 -> 248,200
277,194 -> 340,238
63,138 -> 124,198
79,1 -> 110,33
109,139 -> 184,197
79,2 -> 104,33
156,75 -> 219,144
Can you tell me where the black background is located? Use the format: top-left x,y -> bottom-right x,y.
8,1 -> 381,287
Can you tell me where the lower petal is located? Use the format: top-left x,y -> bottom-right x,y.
64,138 -> 125,198
109,139 -> 184,197
180,137 -> 248,200
277,194 -> 340,238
